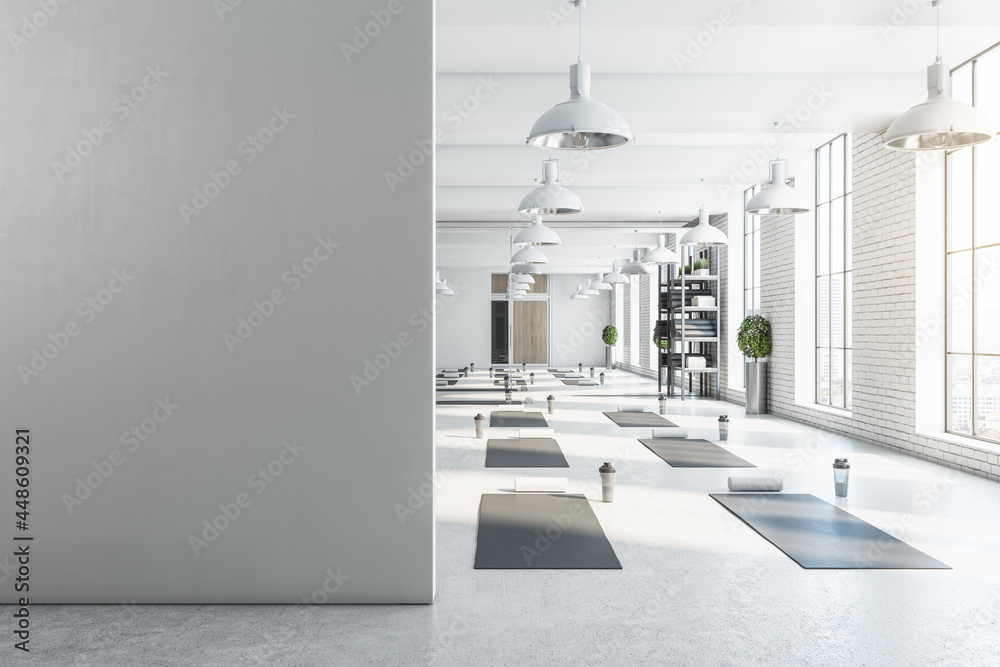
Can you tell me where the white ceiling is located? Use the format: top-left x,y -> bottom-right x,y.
435,0 -> 1000,273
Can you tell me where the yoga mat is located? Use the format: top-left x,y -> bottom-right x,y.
495,380 -> 527,386
436,400 -> 522,406
603,412 -> 677,428
710,493 -> 950,569
436,379 -> 459,385
638,439 -> 755,468
485,438 -> 568,467
436,387 -> 505,393
474,494 -> 621,569
560,379 -> 596,386
489,412 -> 550,428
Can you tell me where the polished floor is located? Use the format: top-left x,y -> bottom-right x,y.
29,370 -> 1000,666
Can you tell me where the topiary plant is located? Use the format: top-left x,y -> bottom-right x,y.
602,325 -> 618,346
653,326 -> 669,351
737,315 -> 772,362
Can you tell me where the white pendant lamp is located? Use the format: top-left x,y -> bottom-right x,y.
681,206 -> 728,247
518,159 -> 584,216
641,213 -> 680,264
583,279 -> 600,296
593,273 -> 612,290
884,0 -> 994,151
510,273 -> 535,285
621,230 -> 651,275
436,279 -> 455,296
604,260 -> 629,285
621,248 -> 651,275
527,0 -> 634,150
745,125 -> 810,215
510,262 -> 544,275
513,215 -> 562,246
510,245 -> 549,264
570,283 -> 589,299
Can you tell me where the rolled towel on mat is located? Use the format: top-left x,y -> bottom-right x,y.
496,404 -> 524,412
443,372 -> 460,378
651,428 -> 688,439
515,477 -> 568,493
727,476 -> 784,492
618,404 -> 645,413
519,428 -> 555,438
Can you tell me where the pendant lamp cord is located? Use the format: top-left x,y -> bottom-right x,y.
578,0 -> 583,63
936,2 -> 940,61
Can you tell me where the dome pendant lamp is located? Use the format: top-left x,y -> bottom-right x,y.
642,211 -> 681,265
513,215 -> 562,246
681,206 -> 728,247
527,0 -> 634,150
604,260 -> 629,285
518,159 -> 584,216
884,0 -> 994,151
621,230 -> 651,275
510,245 -> 549,265
745,125 -> 810,215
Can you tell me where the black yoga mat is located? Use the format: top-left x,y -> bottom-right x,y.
489,411 -> 550,428
485,438 -> 568,467
435,379 -> 459,386
437,400 -> 522,406
710,493 -> 950,569
638,439 -> 755,468
436,387 -> 505,393
561,379 -> 597,386
603,411 -> 677,428
494,379 -> 527,386
474,494 -> 621,569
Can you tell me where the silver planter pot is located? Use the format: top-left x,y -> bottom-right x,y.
745,361 -> 768,414
605,346 -> 615,370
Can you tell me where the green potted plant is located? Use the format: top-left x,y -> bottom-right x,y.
693,258 -> 710,276
737,315 -> 772,414
602,325 -> 618,370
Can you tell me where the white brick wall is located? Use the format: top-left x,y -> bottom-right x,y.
720,132 -> 998,483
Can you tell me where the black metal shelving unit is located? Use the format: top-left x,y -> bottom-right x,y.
657,245 -> 721,400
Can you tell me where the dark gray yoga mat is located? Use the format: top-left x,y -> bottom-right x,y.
474,494 -> 621,569
435,379 -> 459,385
494,379 -> 527,386
638,439 -> 755,468
437,400 -> 522,406
485,438 -> 568,467
489,411 -> 549,428
710,493 -> 950,569
560,379 -> 596,386
603,411 -> 677,428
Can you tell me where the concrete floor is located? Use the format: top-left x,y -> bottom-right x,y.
25,370 -> 1000,666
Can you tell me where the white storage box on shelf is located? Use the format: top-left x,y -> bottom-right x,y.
686,356 -> 707,369
691,295 -> 716,307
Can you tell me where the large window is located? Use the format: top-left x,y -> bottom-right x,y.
816,134 -> 853,409
947,45 -> 1000,443
744,185 -> 761,317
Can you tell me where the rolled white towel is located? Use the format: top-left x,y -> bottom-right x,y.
436,380 -> 447,385
443,372 -> 460,378
515,477 -> 568,493
519,428 -> 555,438
496,404 -> 524,412
578,379 -> 597,385
650,428 -> 689,439
618,404 -> 646,413
727,476 -> 784,492
565,373 -> 584,378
